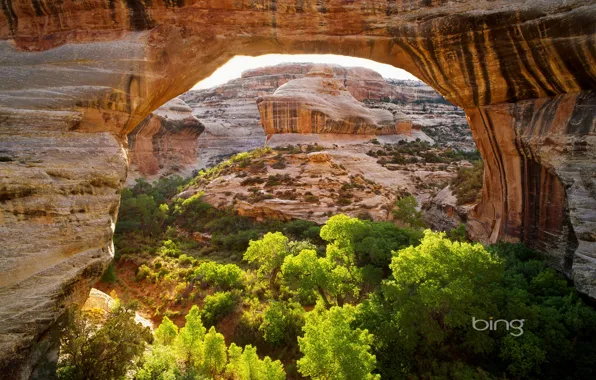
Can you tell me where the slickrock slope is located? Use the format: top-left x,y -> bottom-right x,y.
185,144 -> 457,225
127,98 -> 204,184
1,1 -> 596,376
257,66 -> 413,136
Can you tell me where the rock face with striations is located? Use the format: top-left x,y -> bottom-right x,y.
257,66 -> 413,136
181,63 -> 440,167
127,97 -> 204,184
1,1 -> 596,377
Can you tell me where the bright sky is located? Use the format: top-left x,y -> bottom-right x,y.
192,54 -> 419,90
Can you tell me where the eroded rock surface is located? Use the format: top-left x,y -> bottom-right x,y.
257,66 -> 413,136
127,98 -> 204,184
182,63 -> 455,167
1,0 -> 596,376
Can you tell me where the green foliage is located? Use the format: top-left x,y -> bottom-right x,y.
451,160 -> 484,205
202,326 -> 227,376
57,304 -> 152,380
99,263 -> 117,284
110,160 -> 596,379
177,305 -> 206,368
448,222 -> 468,242
201,291 -> 238,328
158,239 -> 182,258
321,214 -> 421,270
136,345 -> 180,380
194,262 -> 245,290
117,190 -> 168,237
259,301 -> 305,346
355,233 -> 596,379
244,232 -> 291,291
138,303 -> 280,379
154,316 -> 178,346
226,344 -> 286,380
298,304 -> 380,380
392,195 -> 425,229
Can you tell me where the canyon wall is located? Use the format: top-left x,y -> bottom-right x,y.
182,63 -> 454,167
127,97 -> 204,184
1,0 -> 595,377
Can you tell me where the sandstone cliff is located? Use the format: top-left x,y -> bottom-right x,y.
1,1 -> 595,377
127,98 -> 204,184
257,66 -> 413,136
181,63 -> 463,167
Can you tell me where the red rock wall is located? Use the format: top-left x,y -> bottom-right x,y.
1,1 -> 596,376
127,98 -> 204,180
466,91 -> 596,289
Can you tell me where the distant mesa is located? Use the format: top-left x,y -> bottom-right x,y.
257,66 -> 413,137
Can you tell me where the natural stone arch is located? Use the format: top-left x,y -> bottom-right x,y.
1,0 -> 595,377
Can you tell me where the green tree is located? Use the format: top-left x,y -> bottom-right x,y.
244,232 -> 291,291
356,231 -> 503,378
57,304 -> 152,380
201,291 -> 237,328
297,305 -> 379,380
225,344 -> 285,380
392,195 -> 425,229
202,326 -> 227,377
136,345 -> 180,380
259,301 -> 305,346
282,249 -> 334,307
177,305 -> 206,369
154,316 -> 178,346
282,216 -> 368,307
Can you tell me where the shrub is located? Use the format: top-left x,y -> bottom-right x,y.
304,195 -> 319,203
240,176 -> 265,186
451,160 -> 484,205
158,239 -> 182,258
336,197 -> 352,206
213,229 -> 260,252
195,262 -> 245,290
100,263 -> 117,284
201,292 -> 238,328
271,159 -> 287,169
57,304 -> 152,380
136,264 -> 152,281
259,301 -> 305,347
392,195 -> 425,229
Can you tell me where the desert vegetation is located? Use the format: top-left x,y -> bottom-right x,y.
70,169 -> 596,379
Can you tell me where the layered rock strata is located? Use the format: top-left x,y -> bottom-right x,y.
182,63 -> 448,167
257,67 -> 413,136
1,0 -> 596,377
127,97 -> 204,184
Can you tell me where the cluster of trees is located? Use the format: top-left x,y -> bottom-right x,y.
74,221 -> 596,379
367,140 -> 480,168
137,306 -> 286,379
85,159 -> 596,379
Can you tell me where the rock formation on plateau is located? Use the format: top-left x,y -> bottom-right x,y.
127,97 -> 204,184
182,63 -> 457,167
1,0 -> 595,377
257,66 -> 413,136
